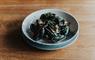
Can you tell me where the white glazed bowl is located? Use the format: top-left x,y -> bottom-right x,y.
22,9 -> 79,50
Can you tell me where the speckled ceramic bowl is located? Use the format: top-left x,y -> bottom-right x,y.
22,9 -> 79,50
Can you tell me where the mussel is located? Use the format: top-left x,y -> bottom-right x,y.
30,12 -> 70,43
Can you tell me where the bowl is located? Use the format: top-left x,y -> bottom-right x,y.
22,9 -> 79,50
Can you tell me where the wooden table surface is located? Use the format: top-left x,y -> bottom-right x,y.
0,0 -> 95,60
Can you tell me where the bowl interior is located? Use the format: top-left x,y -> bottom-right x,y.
22,9 -> 78,45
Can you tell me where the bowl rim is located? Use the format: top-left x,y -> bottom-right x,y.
22,8 -> 80,46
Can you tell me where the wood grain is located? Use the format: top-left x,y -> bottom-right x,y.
0,0 -> 95,60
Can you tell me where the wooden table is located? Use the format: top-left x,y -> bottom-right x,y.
0,0 -> 95,60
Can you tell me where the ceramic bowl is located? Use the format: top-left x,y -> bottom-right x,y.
22,9 -> 79,50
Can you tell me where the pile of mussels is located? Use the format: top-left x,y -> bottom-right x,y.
30,12 -> 70,43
